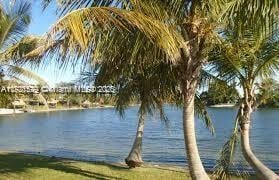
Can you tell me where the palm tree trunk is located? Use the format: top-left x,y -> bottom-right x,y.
125,114 -> 145,168
240,106 -> 278,180
183,89 -> 210,180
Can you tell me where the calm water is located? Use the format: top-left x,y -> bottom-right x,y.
0,106 -> 278,172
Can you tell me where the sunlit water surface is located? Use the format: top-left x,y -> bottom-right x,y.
0,106 -> 278,172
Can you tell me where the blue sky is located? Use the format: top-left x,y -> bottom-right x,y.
27,1 -> 80,86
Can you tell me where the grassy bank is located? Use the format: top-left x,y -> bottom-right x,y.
0,153 -> 257,180
0,153 -> 189,180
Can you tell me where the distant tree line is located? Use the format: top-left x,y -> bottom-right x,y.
200,79 -> 279,108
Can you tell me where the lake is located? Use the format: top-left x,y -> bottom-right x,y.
0,106 -> 278,173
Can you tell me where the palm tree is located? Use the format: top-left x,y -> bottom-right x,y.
74,31 -> 183,167
211,28 -> 279,179
34,0 -> 279,178
0,0 -> 48,110
0,0 -> 47,85
77,45 -> 215,168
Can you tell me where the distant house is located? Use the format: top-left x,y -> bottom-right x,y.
28,99 -> 40,106
81,100 -> 91,108
47,99 -> 58,108
92,102 -> 99,107
12,99 -> 26,109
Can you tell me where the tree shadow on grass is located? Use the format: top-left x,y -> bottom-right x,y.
0,153 -> 128,180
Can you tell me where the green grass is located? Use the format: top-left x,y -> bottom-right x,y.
0,153 -> 258,180
0,153 -> 190,180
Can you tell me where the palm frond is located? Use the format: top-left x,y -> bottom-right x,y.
0,0 -> 31,50
4,65 -> 47,85
212,103 -> 251,179
222,0 -> 279,34
212,113 -> 240,179
42,0 -> 129,15
195,94 -> 215,135
74,29 -> 179,125
42,6 -> 183,65
0,36 -> 44,63
42,0 -> 193,20
209,40 -> 246,83
7,75 -> 30,85
253,40 -> 279,79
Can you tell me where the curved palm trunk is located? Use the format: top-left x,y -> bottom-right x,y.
179,41 -> 210,178
240,105 -> 278,180
125,114 -> 145,168
183,89 -> 210,180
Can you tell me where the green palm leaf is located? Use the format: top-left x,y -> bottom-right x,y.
195,94 -> 215,135
0,36 -> 44,63
5,65 -> 47,85
45,6 -> 183,63
0,0 -> 31,50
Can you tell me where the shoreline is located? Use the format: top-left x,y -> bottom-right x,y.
0,104 -> 142,115
1,104 -> 278,115
208,104 -> 236,108
34,105 -> 115,113
0,105 -> 116,115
